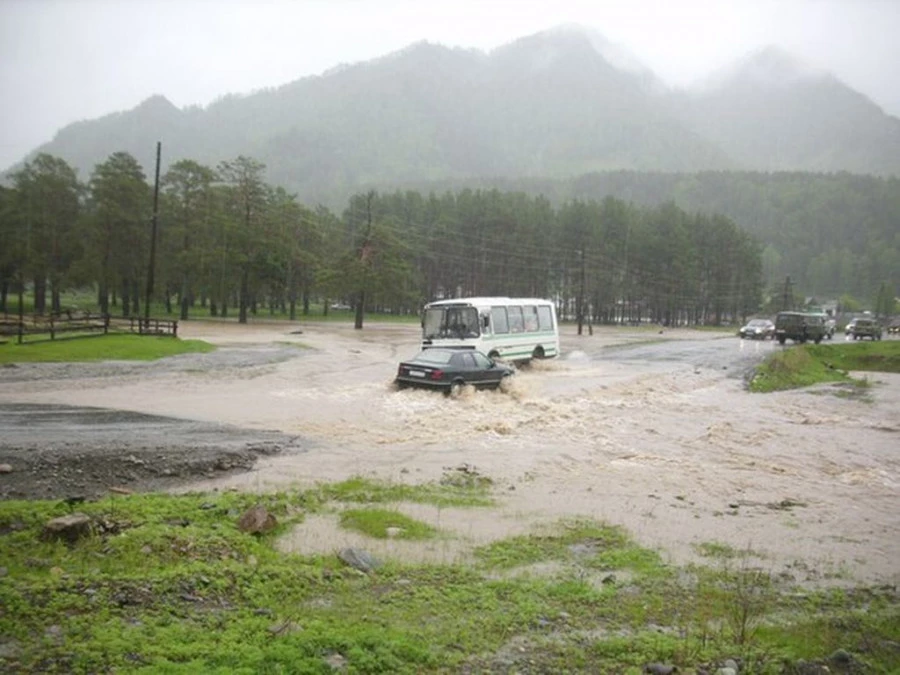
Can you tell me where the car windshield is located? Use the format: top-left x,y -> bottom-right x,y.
748,320 -> 769,326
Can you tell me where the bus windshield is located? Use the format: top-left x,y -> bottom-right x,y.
423,306 -> 480,340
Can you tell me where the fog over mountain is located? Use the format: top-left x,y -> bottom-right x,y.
7,26 -> 900,204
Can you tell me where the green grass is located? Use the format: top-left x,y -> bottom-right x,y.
749,341 -> 900,392
0,480 -> 898,673
0,334 -> 215,364
315,475 -> 495,508
339,508 -> 438,540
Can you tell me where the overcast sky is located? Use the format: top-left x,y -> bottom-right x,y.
2,0 -> 899,171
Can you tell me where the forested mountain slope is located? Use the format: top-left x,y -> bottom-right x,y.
11,26 -> 900,205
673,47 -> 900,176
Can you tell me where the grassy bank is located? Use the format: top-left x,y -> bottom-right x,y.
0,478 -> 896,673
0,334 -> 215,364
749,341 -> 900,392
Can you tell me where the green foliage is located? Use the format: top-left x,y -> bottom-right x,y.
0,334 -> 214,363
749,341 -> 900,392
873,282 -> 897,319
838,293 -> 863,313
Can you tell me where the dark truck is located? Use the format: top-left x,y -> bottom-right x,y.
774,311 -> 826,345
848,318 -> 883,340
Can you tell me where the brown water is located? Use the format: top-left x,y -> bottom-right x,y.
4,320 -> 898,585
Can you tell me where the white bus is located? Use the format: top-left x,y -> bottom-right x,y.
421,297 -> 560,363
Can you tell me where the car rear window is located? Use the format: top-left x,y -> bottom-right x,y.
416,350 -> 454,364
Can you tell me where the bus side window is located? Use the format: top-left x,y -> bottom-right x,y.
524,306 -> 538,332
537,305 -> 553,330
508,306 -> 524,333
491,306 -> 509,334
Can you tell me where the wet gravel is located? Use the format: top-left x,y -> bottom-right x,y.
0,344 -> 311,501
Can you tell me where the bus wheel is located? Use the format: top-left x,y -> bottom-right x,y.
532,346 -> 545,360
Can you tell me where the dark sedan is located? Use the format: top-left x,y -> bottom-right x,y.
395,348 -> 514,395
739,318 -> 775,340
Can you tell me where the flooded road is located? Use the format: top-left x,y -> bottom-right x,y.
1,321 -> 897,586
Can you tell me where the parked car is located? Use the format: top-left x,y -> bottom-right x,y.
774,311 -> 826,345
738,318 -> 775,340
395,348 -> 514,396
887,319 -> 900,335
848,318 -> 882,340
844,317 -> 859,336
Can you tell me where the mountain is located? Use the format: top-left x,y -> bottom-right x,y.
7,30 -> 900,203
673,46 -> 900,175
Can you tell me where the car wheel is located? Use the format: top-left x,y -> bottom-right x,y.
778,337 -> 786,345
449,380 -> 465,398
814,337 -> 822,344
499,373 -> 513,393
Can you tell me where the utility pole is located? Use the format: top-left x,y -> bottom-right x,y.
145,141 -> 161,328
577,248 -> 586,335
355,191 -> 375,330
781,275 -> 793,312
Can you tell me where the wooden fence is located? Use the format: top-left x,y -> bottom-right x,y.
1,312 -> 178,343
117,317 -> 178,337
1,312 -> 109,343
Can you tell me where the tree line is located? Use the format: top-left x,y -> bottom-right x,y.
395,170 -> 900,306
1,152 -> 765,327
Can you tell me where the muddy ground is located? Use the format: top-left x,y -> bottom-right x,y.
1,320 -> 898,588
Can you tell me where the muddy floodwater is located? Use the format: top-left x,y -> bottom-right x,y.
1,320 -> 898,586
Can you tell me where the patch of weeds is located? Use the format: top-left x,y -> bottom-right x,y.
439,464 -> 494,490
316,475 -> 494,507
690,559 -> 778,647
473,519 -> 666,580
694,541 -> 742,560
339,508 -> 437,540
751,341 -> 900,392
750,346 -> 851,392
